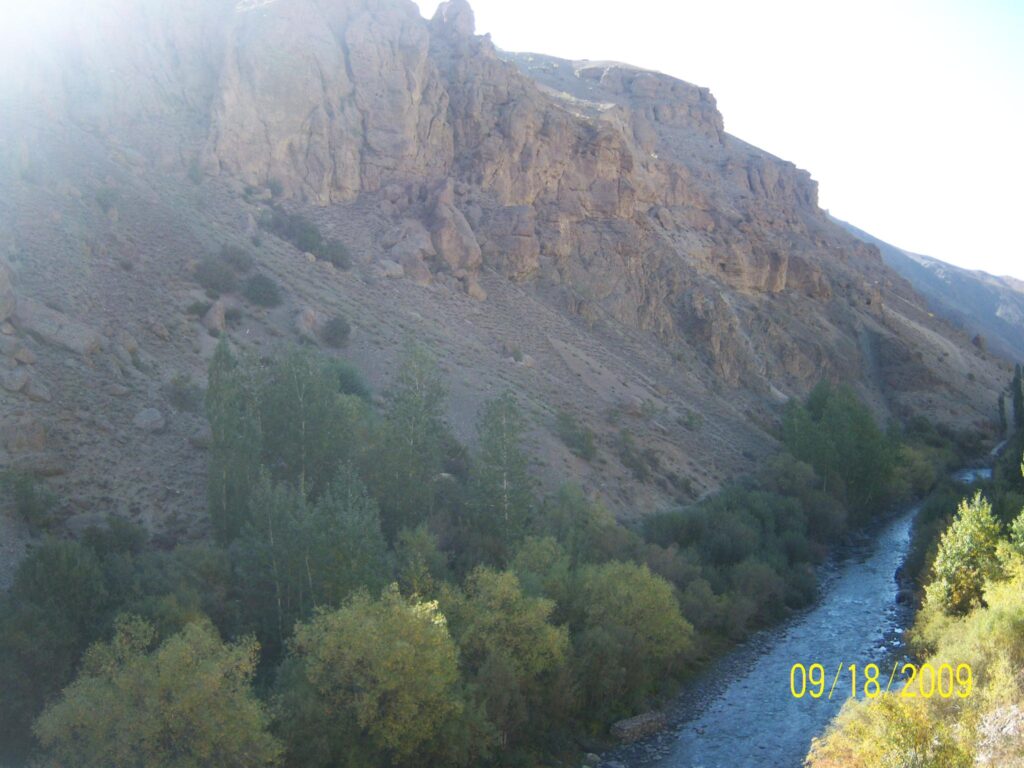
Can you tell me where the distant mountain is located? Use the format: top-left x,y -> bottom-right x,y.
834,218 -> 1024,361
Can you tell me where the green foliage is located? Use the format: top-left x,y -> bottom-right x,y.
394,525 -> 450,599
327,358 -> 371,400
572,561 -> 693,721
194,255 -> 238,296
360,344 -> 449,541
260,207 -> 351,268
1,471 -> 58,529
924,491 -> 1003,615
806,694 -> 971,768
206,341 -> 263,543
321,314 -> 351,348
163,373 -> 204,413
220,243 -> 254,273
34,616 -> 282,768
1014,364 -> 1024,430
244,273 -> 283,307
782,382 -> 898,517
234,469 -> 389,654
282,588 -> 476,767
464,392 -> 535,565
445,568 -> 570,750
0,540 -> 112,760
555,410 -> 597,461
617,429 -> 654,481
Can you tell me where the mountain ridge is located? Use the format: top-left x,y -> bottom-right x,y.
0,0 -> 1009,553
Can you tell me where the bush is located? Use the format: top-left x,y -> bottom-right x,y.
164,375 -> 204,413
319,239 -> 352,270
1,471 -> 58,529
267,178 -> 284,198
243,274 -> 282,307
193,257 -> 237,296
186,300 -> 211,318
219,244 -> 253,273
555,411 -> 597,461
259,207 -> 351,268
95,187 -> 119,213
321,315 -> 351,348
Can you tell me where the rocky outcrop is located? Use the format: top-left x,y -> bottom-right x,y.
12,297 -> 106,355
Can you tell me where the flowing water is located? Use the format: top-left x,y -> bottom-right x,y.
612,468 -> 992,768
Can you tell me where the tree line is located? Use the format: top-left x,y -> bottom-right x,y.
0,346 -> 968,767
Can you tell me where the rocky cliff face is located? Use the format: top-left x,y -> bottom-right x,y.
0,0 -> 1008,538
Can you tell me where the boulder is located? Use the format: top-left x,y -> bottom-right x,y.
429,179 -> 481,274
25,379 -> 52,402
295,307 -> 319,339
0,366 -> 29,393
609,711 -> 666,743
12,297 -> 105,355
133,408 -> 166,432
379,259 -> 405,279
202,299 -> 227,334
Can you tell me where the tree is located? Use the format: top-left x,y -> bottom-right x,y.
394,525 -> 450,599
34,616 -> 282,768
572,561 -> 693,720
257,347 -> 364,499
206,340 -> 262,543
235,468 -> 388,654
1014,364 -> 1024,430
361,344 -> 449,541
445,568 -> 569,748
465,392 -> 535,565
999,392 -> 1008,435
282,588 -> 477,767
925,492 -> 1003,615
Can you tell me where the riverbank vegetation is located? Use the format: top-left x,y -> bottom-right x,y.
808,378 -> 1024,767
0,346 -> 978,766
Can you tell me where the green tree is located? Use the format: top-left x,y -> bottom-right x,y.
572,561 -> 693,720
34,616 -> 282,768
281,588 -> 479,767
925,492 -> 1003,615
361,344 -> 449,541
394,524 -> 450,599
235,468 -> 388,654
206,340 -> 262,543
465,392 -> 535,565
1014,364 -> 1024,430
445,568 -> 569,748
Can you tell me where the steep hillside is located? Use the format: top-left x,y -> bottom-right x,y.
0,0 -> 1009,554
835,217 -> 1024,361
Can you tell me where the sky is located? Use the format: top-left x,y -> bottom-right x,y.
416,0 -> 1024,280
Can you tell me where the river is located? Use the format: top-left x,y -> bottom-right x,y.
609,468 -> 991,768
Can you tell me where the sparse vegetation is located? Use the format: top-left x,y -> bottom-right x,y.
95,187 -> 119,213
193,256 -> 237,296
219,244 -> 253,273
1,471 -> 58,530
259,207 -> 351,269
164,374 -> 204,413
243,273 -> 282,307
555,410 -> 597,461
321,315 -> 351,348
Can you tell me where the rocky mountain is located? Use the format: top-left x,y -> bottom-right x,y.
834,217 -> 1024,362
0,0 -> 1010,559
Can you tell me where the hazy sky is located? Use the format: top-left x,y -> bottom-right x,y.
416,0 -> 1024,280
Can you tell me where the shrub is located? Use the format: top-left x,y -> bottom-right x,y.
219,244 -> 253,273
555,411 -> 597,461
95,187 -> 119,213
186,301 -> 211,318
319,239 -> 352,270
164,375 -> 204,413
243,274 -> 282,307
193,257 -> 237,296
1,471 -> 58,529
321,315 -> 351,348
